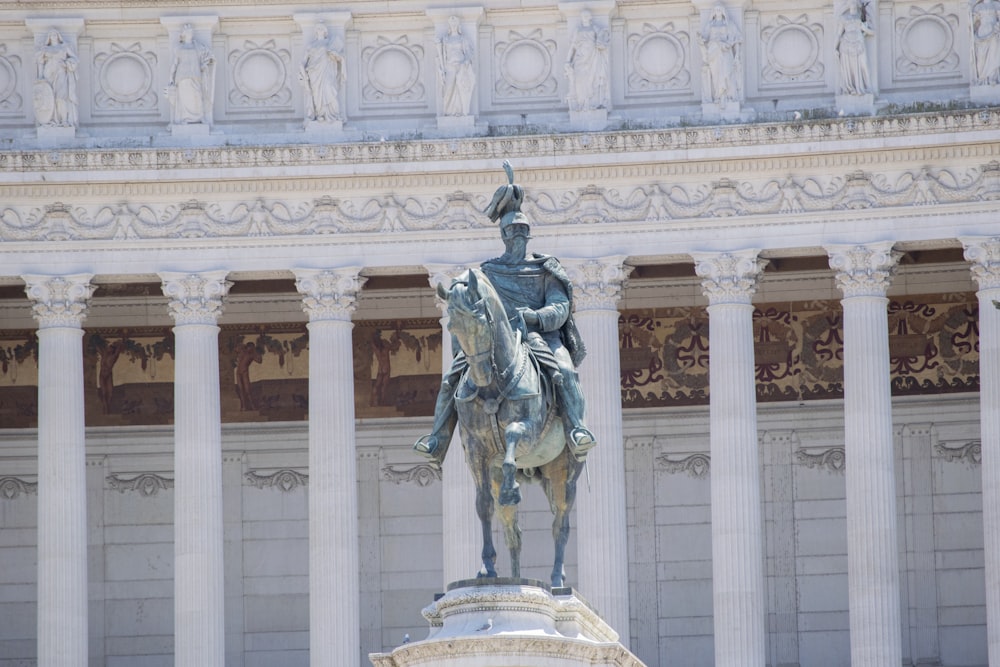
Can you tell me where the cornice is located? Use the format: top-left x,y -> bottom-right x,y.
0,109 -> 996,188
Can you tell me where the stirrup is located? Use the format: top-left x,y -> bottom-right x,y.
569,427 -> 596,461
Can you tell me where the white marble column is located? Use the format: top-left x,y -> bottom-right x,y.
159,271 -> 231,667
23,273 -> 94,667
961,236 -> 1000,665
563,256 -> 632,641
692,251 -> 768,667
826,242 -> 903,667
294,268 -> 366,667
425,264 -> 479,587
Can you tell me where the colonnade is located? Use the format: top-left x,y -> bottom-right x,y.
20,238 -> 1000,667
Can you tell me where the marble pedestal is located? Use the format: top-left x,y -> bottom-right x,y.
369,579 -> 645,667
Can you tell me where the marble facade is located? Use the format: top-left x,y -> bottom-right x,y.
0,1 -> 998,667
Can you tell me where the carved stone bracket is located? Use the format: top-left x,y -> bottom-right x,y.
795,446 -> 846,473
243,468 -> 309,491
106,472 -> 174,496
294,267 -> 366,322
934,440 -> 981,467
656,452 -> 711,478
382,463 -> 441,486
0,475 -> 38,499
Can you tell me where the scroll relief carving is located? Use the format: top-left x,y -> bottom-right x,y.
362,36 -> 424,103
795,446 -> 846,473
0,45 -> 22,113
0,163 -> 996,243
760,15 -> 824,85
0,476 -> 37,499
382,463 -> 441,486
229,39 -> 292,108
106,472 -> 173,496
656,452 -> 711,478
94,42 -> 157,111
494,29 -> 558,99
894,5 -> 960,78
935,439 -> 981,466
627,23 -> 690,94
244,468 -> 309,491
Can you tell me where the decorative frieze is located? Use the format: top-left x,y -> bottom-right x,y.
106,472 -> 174,496
381,463 -> 441,486
934,439 -> 982,466
795,446 -> 847,473
243,468 -> 309,491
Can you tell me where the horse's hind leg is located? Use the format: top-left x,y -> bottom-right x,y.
542,453 -> 583,588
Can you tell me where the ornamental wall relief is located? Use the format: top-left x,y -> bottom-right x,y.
493,29 -> 559,100
893,4 -> 961,79
0,44 -> 22,114
626,22 -> 691,94
93,41 -> 157,112
361,35 -> 424,104
227,39 -> 292,109
759,14 -> 824,86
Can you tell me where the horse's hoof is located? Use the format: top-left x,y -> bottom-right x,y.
499,484 -> 521,506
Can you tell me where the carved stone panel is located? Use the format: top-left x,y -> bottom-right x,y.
92,41 -> 158,114
893,3 -> 961,81
626,21 -> 691,96
226,38 -> 293,111
758,14 -> 825,88
491,28 -> 559,103
360,35 -> 425,106
0,44 -> 22,116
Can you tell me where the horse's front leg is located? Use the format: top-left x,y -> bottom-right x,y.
498,422 -> 525,506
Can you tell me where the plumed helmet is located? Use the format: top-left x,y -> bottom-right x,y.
484,160 -> 529,239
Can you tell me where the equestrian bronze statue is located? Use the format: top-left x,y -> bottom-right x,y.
414,161 -> 596,587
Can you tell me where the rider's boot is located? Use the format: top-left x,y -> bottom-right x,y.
552,370 -> 597,461
413,373 -> 459,467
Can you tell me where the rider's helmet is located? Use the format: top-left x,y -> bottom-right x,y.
484,160 -> 530,240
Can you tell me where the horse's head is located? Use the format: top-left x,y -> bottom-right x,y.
440,269 -> 502,388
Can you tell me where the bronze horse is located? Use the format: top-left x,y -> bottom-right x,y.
438,268 -> 585,587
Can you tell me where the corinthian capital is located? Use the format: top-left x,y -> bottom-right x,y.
826,242 -> 901,298
961,236 -> 1000,292
293,267 -> 367,321
22,273 -> 95,328
425,263 -> 469,315
561,256 -> 633,311
159,270 -> 231,325
692,250 -> 767,305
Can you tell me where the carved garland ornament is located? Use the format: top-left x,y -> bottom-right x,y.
94,42 -> 157,111
0,44 -> 22,112
894,5 -> 960,77
627,23 -> 690,93
760,14 -> 824,84
494,29 -> 558,99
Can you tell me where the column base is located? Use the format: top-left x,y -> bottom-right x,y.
369,579 -> 645,667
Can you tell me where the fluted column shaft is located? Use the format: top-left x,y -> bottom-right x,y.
24,274 -> 94,667
826,243 -> 903,667
693,251 -> 767,667
564,257 -> 632,641
426,264 -> 479,587
962,237 -> 1000,665
295,268 -> 366,667
160,271 -> 231,667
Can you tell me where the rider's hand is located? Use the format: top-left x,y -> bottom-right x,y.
520,308 -> 539,327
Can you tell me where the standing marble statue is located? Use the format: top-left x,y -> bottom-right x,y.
436,16 -> 475,117
971,0 -> 1000,86
414,162 -> 597,466
565,10 -> 609,112
34,30 -> 78,128
699,5 -> 742,105
836,0 -> 874,95
300,23 -> 346,123
166,24 -> 216,125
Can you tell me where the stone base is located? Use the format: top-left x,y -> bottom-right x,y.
836,93 -> 875,116
169,122 -> 211,136
36,125 -> 75,145
304,118 -> 344,133
567,108 -> 609,131
369,579 -> 646,667
970,84 -> 1000,105
437,114 -> 475,130
701,101 -> 748,123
